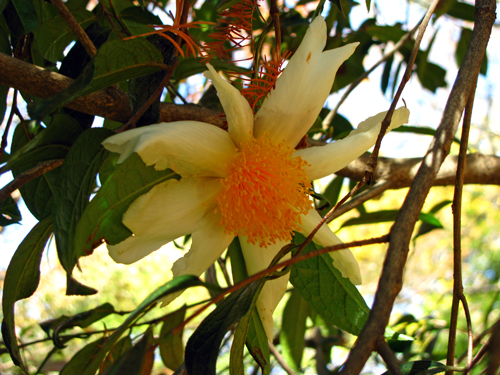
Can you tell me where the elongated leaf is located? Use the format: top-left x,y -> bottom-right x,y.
11,0 -> 38,33
280,290 -> 309,372
159,306 -> 187,371
101,336 -> 132,373
81,38 -> 168,96
52,128 -> 114,273
446,1 -> 475,22
5,115 -> 82,174
81,275 -> 210,375
60,337 -> 107,375
74,153 -> 180,258
381,360 -> 448,375
185,280 -> 262,375
341,210 -> 443,229
34,9 -> 95,62
0,196 -> 22,226
291,233 -> 412,342
1,216 -> 52,368
456,27 -> 487,75
381,54 -> 394,94
228,238 -> 270,375
103,330 -> 154,375
318,176 -> 344,216
393,125 -> 461,145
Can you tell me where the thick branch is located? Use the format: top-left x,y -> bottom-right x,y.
0,52 -> 224,126
335,153 -> 500,187
339,1 -> 496,373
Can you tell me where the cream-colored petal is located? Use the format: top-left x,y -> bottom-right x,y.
254,16 -> 359,148
204,65 -> 254,148
103,121 -> 238,178
107,177 -> 222,264
299,210 -> 361,285
296,106 -> 410,180
171,210 -> 234,277
159,211 -> 235,307
240,238 -> 291,340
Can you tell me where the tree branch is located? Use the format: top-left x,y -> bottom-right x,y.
0,52 -> 224,126
339,1 -> 496,373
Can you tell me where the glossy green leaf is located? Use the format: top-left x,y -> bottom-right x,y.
318,176 -> 344,216
446,1 -> 475,22
341,210 -> 443,228
60,337 -> 107,375
456,27 -> 487,75
185,280 -> 262,375
81,38 -> 168,96
52,128 -> 114,274
74,153 -> 180,258
381,360 -> 448,375
159,306 -> 187,371
0,196 -> 22,226
11,0 -> 38,33
280,289 -> 309,373
104,330 -> 154,375
34,9 -> 95,62
81,275 -> 209,375
1,216 -> 52,369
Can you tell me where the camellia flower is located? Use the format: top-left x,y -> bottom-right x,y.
102,16 -> 410,339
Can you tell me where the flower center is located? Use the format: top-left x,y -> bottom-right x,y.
216,136 -> 312,247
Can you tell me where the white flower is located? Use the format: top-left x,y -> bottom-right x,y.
102,16 -> 410,340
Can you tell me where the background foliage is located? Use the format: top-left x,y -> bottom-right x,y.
0,0 -> 499,374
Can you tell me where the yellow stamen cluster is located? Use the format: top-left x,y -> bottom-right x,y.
217,136 -> 312,247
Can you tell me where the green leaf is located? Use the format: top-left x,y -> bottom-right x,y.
290,233 -> 369,335
159,306 -> 187,371
66,274 -> 98,296
381,54 -> 394,94
74,153 -> 180,257
446,1 -> 475,22
341,210 -> 443,228
381,360 -> 448,375
81,275 -> 209,375
230,282 -> 267,375
52,128 -> 114,274
11,0 -> 38,33
185,280 -> 262,375
365,0 -> 371,11
1,216 -> 52,369
101,336 -> 132,373
103,330 -> 155,375
318,176 -> 344,216
81,38 -> 168,96
393,125 -> 461,145
228,238 -> 270,375
173,58 -> 249,82
280,290 -> 309,373
34,9 -> 95,62
456,27 -> 487,75
60,337 -> 107,375
5,115 -> 82,174
0,196 -> 22,226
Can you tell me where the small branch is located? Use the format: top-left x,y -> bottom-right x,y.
0,160 -> 63,202
269,341 -> 297,375
446,76 -> 476,375
0,88 -> 15,160
270,0 -> 281,59
50,0 -> 97,58
0,52 -> 225,126
323,17 -> 421,128
338,1 -> 496,373
377,340 -> 402,375
364,0 -> 441,184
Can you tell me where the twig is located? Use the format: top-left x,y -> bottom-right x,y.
446,76 -> 476,375
0,160 -> 63,202
269,341 -> 297,375
338,1 -> 496,374
174,234 -> 390,335
270,0 -> 281,59
0,88 -> 14,161
377,339 -> 402,375
326,179 -> 394,223
323,17 -> 421,129
364,0 -> 441,185
50,0 -> 97,58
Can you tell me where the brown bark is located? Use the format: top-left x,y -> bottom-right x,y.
0,52 -> 224,126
